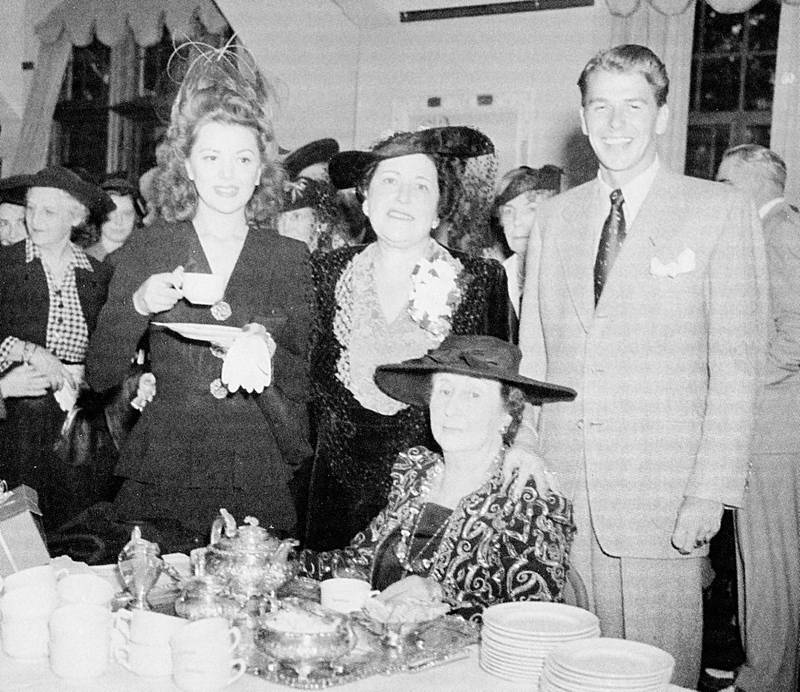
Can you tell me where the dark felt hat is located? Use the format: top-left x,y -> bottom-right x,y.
495,165 -> 563,209
0,166 -> 115,217
0,175 -> 29,206
329,126 -> 495,191
283,138 -> 340,180
374,334 -> 576,407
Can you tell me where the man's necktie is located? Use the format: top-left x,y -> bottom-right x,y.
593,189 -> 626,306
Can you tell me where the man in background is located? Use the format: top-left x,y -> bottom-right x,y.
716,144 -> 800,692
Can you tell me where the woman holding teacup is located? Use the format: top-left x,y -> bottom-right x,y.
87,48 -> 313,543
298,335 -> 576,613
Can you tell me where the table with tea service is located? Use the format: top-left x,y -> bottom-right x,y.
0,509 -> 696,691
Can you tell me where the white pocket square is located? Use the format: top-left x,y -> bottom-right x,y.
650,248 -> 695,278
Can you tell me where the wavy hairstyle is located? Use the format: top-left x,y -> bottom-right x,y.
154,44 -> 284,226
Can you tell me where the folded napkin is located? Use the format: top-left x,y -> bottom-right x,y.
221,325 -> 275,394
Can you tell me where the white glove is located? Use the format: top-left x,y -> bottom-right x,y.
220,323 -> 275,394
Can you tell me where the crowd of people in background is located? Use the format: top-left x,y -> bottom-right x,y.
0,42 -> 797,691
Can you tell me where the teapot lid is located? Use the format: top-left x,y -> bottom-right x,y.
211,510 -> 281,553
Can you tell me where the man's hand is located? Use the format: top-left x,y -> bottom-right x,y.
501,445 -> 555,500
671,496 -> 723,555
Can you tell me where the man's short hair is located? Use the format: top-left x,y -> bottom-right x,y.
578,44 -> 670,107
721,144 -> 787,193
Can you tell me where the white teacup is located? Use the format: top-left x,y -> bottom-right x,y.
115,609 -> 186,646
1,613 -> 50,659
182,272 -> 226,305
172,655 -> 246,692
57,573 -> 115,607
320,578 -> 379,614
171,616 -> 240,654
49,604 -> 111,679
3,564 -> 67,594
115,639 -> 172,677
1,585 -> 58,618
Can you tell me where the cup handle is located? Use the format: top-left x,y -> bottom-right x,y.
227,658 -> 246,686
228,626 -> 241,653
114,645 -> 132,672
113,611 -> 132,640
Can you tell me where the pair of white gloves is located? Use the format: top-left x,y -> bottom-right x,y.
219,323 -> 275,394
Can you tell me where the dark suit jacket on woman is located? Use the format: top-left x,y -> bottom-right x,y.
86,220 -> 313,533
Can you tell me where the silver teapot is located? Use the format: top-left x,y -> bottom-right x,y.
204,509 -> 298,602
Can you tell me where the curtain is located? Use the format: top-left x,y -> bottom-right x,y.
770,2 -> 800,201
9,30 -> 72,175
9,0 -> 226,174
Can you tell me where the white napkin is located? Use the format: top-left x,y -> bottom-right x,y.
221,327 -> 274,394
53,364 -> 85,412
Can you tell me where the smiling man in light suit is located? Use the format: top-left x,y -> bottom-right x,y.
518,45 -> 768,687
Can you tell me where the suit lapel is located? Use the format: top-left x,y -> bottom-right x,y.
554,185 -> 597,332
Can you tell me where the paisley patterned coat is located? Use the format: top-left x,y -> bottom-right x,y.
299,446 -> 575,610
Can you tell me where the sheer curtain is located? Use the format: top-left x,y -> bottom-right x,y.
9,0 -> 226,175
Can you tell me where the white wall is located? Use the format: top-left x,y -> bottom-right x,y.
216,0 -> 360,154
354,6 -> 608,185
217,1 -> 609,185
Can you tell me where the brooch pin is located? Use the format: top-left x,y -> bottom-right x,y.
211,301 -> 232,321
209,378 -> 228,399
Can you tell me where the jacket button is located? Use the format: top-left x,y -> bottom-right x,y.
576,419 -> 584,430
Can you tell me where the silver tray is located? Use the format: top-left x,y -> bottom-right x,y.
247,614 -> 478,689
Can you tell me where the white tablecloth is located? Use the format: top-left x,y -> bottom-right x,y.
0,646 -> 695,692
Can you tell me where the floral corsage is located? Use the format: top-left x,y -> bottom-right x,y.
408,249 -> 463,338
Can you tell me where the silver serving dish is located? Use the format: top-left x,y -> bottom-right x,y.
204,509 -> 298,602
255,601 -> 356,681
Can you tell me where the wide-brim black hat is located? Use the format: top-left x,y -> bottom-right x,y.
374,334 -> 576,408
283,138 -> 340,180
0,166 -> 115,217
329,126 -> 495,190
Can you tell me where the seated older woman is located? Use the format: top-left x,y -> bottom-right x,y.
0,166 -> 114,530
298,334 -> 576,612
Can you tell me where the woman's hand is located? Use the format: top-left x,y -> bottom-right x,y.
131,373 -> 156,411
133,266 -> 185,315
27,346 -> 75,391
378,575 -> 443,604
0,365 -> 50,398
221,323 -> 276,394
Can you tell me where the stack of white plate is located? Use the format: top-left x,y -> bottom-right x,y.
540,637 -> 675,691
479,602 -> 600,685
